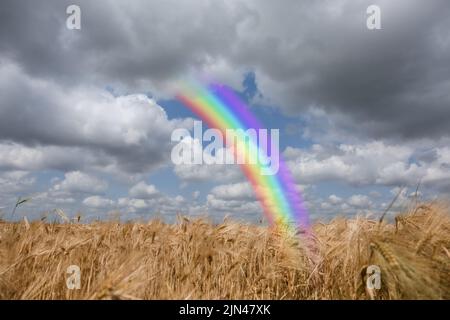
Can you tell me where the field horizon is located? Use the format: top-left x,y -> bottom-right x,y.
1,202 -> 449,300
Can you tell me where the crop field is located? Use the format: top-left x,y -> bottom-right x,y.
0,203 -> 449,300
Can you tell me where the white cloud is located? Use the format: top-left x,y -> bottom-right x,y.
51,171 -> 108,194
0,171 -> 35,194
172,136 -> 242,183
192,191 -> 200,200
206,194 -> 261,216
210,182 -> 254,201
174,163 -> 241,183
347,194 -> 372,208
117,193 -> 188,217
0,61 -> 192,176
118,197 -> 149,211
204,182 -> 262,219
129,181 -> 159,199
286,142 -> 450,192
83,196 -> 115,209
0,171 -> 36,210
328,194 -> 342,205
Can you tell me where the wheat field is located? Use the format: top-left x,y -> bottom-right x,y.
0,203 -> 449,300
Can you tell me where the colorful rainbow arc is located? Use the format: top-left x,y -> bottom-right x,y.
176,81 -> 309,232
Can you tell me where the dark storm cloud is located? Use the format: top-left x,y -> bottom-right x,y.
236,0 -> 450,140
0,0 -> 243,85
0,0 -> 449,143
0,61 -> 191,174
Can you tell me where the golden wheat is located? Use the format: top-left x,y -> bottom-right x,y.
0,203 -> 448,300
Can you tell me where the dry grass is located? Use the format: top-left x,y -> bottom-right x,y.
0,203 -> 449,300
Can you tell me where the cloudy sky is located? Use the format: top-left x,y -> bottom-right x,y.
1,0 -> 449,222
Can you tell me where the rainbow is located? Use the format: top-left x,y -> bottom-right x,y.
176,81 -> 309,232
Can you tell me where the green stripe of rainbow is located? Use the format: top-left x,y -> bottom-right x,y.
176,81 -> 309,231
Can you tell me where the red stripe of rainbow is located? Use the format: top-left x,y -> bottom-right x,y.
176,81 -> 309,231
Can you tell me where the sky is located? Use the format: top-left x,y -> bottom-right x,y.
0,0 -> 449,223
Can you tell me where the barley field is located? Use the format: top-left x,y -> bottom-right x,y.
0,203 -> 449,300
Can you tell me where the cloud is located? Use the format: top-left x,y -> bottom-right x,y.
305,191 -> 381,219
129,181 -> 159,199
1,0 -> 449,222
328,194 -> 343,205
172,136 -> 242,182
206,194 -> 262,216
286,142 -> 450,193
0,142 -> 115,173
210,182 -> 255,201
117,193 -> 188,217
51,171 -> 108,194
347,194 -> 372,208
174,163 -> 241,183
0,171 -> 36,209
0,0 -> 246,92
241,0 -> 450,140
204,182 -> 262,219
6,172 -> 109,218
0,171 -> 35,194
192,191 -> 200,200
83,195 -> 115,209
118,197 -> 149,211
0,60 -> 192,176
2,0 -> 449,141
